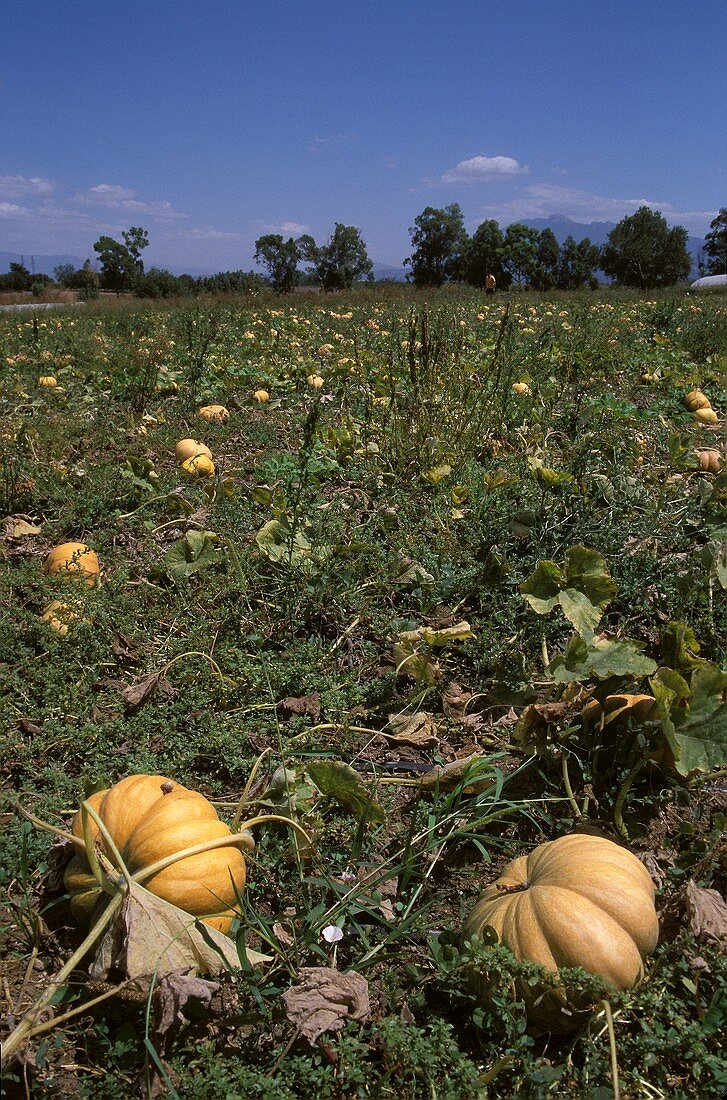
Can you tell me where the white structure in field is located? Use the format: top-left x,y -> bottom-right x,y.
691,274 -> 727,288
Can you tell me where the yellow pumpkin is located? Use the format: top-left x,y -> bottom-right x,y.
694,407 -> 718,426
512,381 -> 531,395
38,375 -> 58,388
695,449 -> 723,474
181,454 -> 215,478
41,599 -> 89,634
253,389 -> 270,403
307,374 -> 324,389
199,404 -> 230,423
43,542 -> 100,586
175,438 -> 212,464
463,834 -> 658,1032
64,775 -> 251,933
684,389 -> 711,412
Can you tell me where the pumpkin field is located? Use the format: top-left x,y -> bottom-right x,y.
1,286 -> 725,1098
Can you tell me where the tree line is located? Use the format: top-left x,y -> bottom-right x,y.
3,206 -> 725,298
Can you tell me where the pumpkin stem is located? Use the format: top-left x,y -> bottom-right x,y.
82,799 -> 135,893
600,999 -> 621,1100
560,751 -> 583,819
613,757 -> 647,839
232,748 -> 272,829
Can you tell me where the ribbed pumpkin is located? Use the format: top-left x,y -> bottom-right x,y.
253,389 -> 270,403
199,404 -> 230,423
64,775 -> 251,933
463,834 -> 659,1032
41,599 -> 88,634
180,454 -> 215,478
175,438 -> 213,464
43,542 -> 100,586
684,389 -> 711,412
38,375 -> 58,388
694,407 -> 718,425
695,449 -> 723,474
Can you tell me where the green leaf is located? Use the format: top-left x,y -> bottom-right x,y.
255,517 -> 316,568
650,664 -> 727,775
661,621 -> 704,673
520,546 -> 615,632
164,530 -> 219,578
550,633 -> 658,684
307,760 -> 385,824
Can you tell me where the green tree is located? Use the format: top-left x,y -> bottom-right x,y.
555,236 -> 601,289
601,207 -> 691,288
406,204 -> 468,286
702,207 -> 727,275
93,226 -> 150,293
531,228 -> 560,290
3,262 -> 34,291
462,219 -> 509,288
298,224 -> 373,290
253,234 -> 301,292
502,223 -> 540,286
53,262 -> 76,286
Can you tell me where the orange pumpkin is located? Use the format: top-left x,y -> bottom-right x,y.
64,775 -> 251,933
199,404 -> 230,423
463,834 -> 658,1032
684,389 -> 711,412
43,542 -> 100,586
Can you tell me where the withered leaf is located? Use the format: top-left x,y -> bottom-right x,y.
112,632 -> 142,662
419,752 -> 494,793
441,682 -> 473,720
154,970 -> 220,1041
42,834 -> 77,895
90,882 -> 270,981
18,718 -> 43,736
385,711 -> 439,748
282,967 -> 370,1042
122,671 -> 176,712
5,514 -> 42,540
685,880 -> 727,947
278,693 -> 322,722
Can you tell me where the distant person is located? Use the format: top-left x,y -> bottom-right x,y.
485,273 -> 496,296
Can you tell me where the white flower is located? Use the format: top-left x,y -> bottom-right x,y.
322,924 -> 344,943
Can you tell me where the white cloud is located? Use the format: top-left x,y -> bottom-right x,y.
187,227 -> 243,241
0,201 -> 31,217
259,221 -> 310,236
0,175 -> 54,199
479,184 -> 715,234
440,155 -> 527,184
75,183 -> 186,220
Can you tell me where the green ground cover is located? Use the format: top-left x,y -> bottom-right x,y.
1,286 -> 725,1097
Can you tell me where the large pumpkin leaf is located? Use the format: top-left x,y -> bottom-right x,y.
549,632 -> 657,684
163,530 -> 219,578
520,546 -> 616,635
650,663 -> 727,775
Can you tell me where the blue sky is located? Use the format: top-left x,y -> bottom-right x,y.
2,0 -> 726,272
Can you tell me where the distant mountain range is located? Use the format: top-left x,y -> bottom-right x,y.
1,216 -> 707,283
519,215 -> 705,278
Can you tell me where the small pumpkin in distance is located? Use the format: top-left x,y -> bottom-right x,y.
463,834 -> 658,1032
307,374 -> 324,389
43,542 -> 100,586
684,389 -> 711,412
695,449 -> 723,474
253,388 -> 270,403
199,404 -> 230,423
694,407 -> 718,425
64,774 -> 253,933
512,381 -> 531,395
175,438 -> 213,464
181,454 -> 215,478
38,375 -> 58,388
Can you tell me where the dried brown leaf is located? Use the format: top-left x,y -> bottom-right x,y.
121,672 -> 176,712
419,752 -> 492,793
386,711 -> 439,748
90,882 -> 269,981
154,970 -> 220,1040
685,880 -> 727,946
441,682 -> 473,719
282,967 -> 369,1042
278,693 -> 322,722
